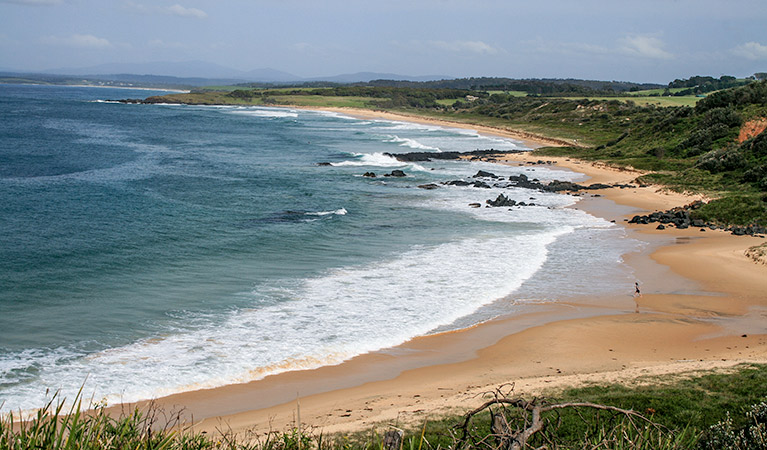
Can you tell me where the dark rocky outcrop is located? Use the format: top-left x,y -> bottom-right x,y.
486,194 -> 517,207
316,162 -> 333,166
626,200 -> 767,236
384,170 -> 406,177
443,180 -> 472,187
544,181 -> 587,192
473,170 -> 499,179
418,183 -> 439,190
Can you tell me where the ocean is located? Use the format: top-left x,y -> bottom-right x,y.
0,84 -> 641,412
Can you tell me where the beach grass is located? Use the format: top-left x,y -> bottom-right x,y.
4,364 -> 767,449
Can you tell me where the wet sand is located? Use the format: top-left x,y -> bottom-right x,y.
141,110 -> 767,436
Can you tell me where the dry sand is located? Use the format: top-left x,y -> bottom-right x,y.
145,109 -> 766,437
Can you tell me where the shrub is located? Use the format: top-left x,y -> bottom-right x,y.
743,165 -> 767,182
697,401 -> 767,450
701,107 -> 742,128
697,147 -> 747,173
741,130 -> 767,159
680,129 -> 713,156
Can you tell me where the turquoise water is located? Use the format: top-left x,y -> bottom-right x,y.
0,85 -> 639,411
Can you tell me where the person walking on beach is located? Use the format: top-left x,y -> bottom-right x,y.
633,281 -> 641,313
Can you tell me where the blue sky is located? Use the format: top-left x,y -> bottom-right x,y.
1,0 -> 766,82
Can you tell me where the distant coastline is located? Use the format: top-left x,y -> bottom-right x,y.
0,82 -> 190,93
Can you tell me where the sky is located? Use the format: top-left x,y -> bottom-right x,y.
0,0 -> 766,83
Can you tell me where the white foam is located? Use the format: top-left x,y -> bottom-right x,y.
384,135 -> 441,152
332,152 -> 428,171
308,110 -> 358,121
0,227 -> 560,412
376,120 -> 444,133
229,108 -> 299,119
306,208 -> 348,216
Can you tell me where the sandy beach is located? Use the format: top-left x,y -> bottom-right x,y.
140,109 -> 767,437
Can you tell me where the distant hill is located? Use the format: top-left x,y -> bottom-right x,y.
363,77 -> 663,94
43,60 -> 259,80
0,71 -> 241,89
36,61 -> 447,84
307,72 -> 450,83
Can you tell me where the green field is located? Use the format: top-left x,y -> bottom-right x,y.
566,95 -> 702,107
485,90 -> 528,96
270,95 -> 385,108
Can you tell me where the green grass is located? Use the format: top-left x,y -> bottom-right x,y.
629,87 -> 692,96
435,98 -> 463,106
269,95 -> 385,108
563,95 -> 702,107
485,90 -> 528,97
4,364 -> 767,449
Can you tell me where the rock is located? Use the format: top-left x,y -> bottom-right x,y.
443,180 -> 472,186
486,194 -> 517,207
508,174 -> 546,190
362,172 -> 376,177
473,170 -> 499,178
384,170 -> 406,177
586,183 -> 612,190
544,180 -> 586,192
418,183 -> 439,190
317,162 -> 333,166
656,224 -> 666,230
468,203 -> 481,208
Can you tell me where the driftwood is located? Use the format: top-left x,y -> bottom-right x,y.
383,428 -> 404,450
454,386 -> 661,450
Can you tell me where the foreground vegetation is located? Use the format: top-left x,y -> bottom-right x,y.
4,364 -> 767,449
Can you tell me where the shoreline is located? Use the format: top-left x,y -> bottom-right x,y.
298,106 -> 577,149
132,110 -> 767,435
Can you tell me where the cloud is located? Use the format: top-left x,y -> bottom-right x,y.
0,0 -> 61,5
427,40 -> 500,55
123,1 -> 207,19
165,4 -> 207,18
618,35 -> 673,59
524,38 -> 611,57
148,39 -> 186,49
732,42 -> 767,60
293,42 -> 313,52
41,34 -> 112,49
